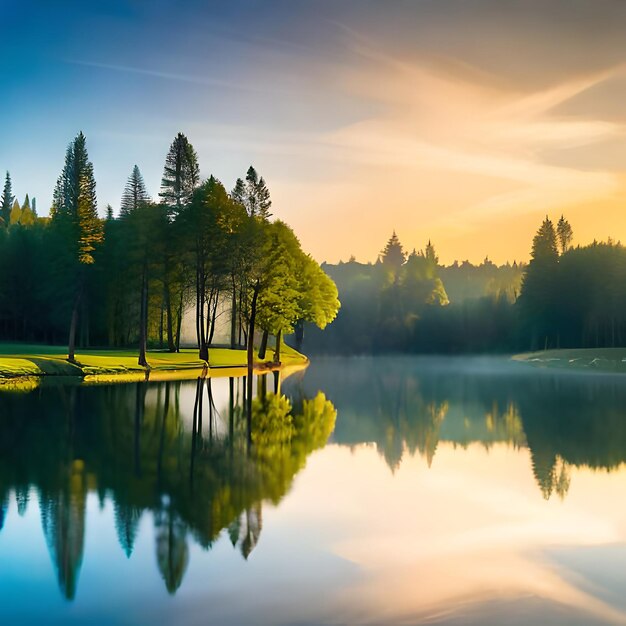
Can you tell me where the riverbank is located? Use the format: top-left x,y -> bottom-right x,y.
513,348 -> 626,373
0,343 -> 308,384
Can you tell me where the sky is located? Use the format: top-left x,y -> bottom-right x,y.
3,0 -> 626,264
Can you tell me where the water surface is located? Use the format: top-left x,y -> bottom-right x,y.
2,357 -> 626,625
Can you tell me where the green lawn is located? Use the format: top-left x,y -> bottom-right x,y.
513,348 -> 626,373
0,343 -> 307,381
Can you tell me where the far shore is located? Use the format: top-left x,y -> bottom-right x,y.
513,347 -> 626,374
0,343 -> 308,388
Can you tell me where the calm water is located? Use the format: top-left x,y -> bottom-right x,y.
2,357 -> 626,625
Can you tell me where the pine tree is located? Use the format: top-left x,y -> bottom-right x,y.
52,131 -> 104,362
120,165 -> 150,216
159,132 -> 200,216
31,197 -> 37,216
231,178 -> 246,204
20,194 -> 35,226
0,172 -> 13,226
10,199 -> 21,225
243,166 -> 272,219
381,231 -> 405,270
556,215 -> 573,255
105,204 -> 114,221
424,239 -> 439,266
531,216 -> 559,262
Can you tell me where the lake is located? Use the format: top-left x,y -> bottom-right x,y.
2,356 -> 626,625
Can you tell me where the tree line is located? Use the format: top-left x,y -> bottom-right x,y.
299,231 -> 524,353
299,215 -> 626,354
0,131 -> 340,367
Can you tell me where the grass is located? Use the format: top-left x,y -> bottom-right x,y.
513,347 -> 626,374
0,342 -> 308,385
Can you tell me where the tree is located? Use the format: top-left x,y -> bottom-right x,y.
531,216 -> 559,263
256,222 -> 302,359
233,166 -> 272,220
120,165 -> 151,216
124,201 -> 163,366
293,255 -> 340,352
181,176 -> 236,360
51,131 -> 104,362
557,215 -> 573,255
424,239 -> 439,266
0,172 -> 13,226
380,231 -> 405,272
159,132 -> 200,217
518,217 -> 560,350
9,199 -> 21,225
20,194 -> 36,226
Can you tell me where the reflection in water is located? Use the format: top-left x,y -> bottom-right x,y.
0,375 -> 336,600
4,356 -> 626,622
287,356 -> 626,500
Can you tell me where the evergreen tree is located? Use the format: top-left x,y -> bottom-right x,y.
231,177 -> 246,204
424,240 -> 439,266
242,166 -> 272,220
31,197 -> 37,216
105,204 -> 114,221
556,215 -> 573,255
531,216 -> 559,262
20,194 -> 35,226
51,131 -> 104,362
0,172 -> 13,226
159,132 -> 200,216
380,231 -> 405,271
519,216 -> 560,350
9,199 -> 21,225
120,165 -> 150,216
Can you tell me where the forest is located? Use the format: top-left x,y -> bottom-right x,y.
2,131 -> 625,359
0,132 -> 340,366
298,217 -> 626,354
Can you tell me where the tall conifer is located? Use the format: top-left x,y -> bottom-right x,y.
0,172 -> 14,226
159,132 -> 200,216
52,131 -> 104,361
120,165 -> 150,216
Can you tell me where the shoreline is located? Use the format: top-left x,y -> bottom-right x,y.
513,347 -> 626,374
0,344 -> 309,388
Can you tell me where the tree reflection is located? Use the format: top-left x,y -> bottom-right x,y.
0,373 -> 336,600
292,357 -> 626,500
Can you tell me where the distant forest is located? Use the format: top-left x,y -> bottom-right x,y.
297,217 -> 626,354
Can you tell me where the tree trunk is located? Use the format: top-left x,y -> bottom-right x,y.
195,265 -> 201,350
164,282 -> 175,352
175,289 -> 184,352
67,295 -> 81,363
274,329 -> 282,363
258,330 -> 269,359
208,291 -> 219,345
230,278 -> 237,349
238,286 -> 244,347
159,300 -> 164,349
138,261 -> 149,367
67,276 -> 84,363
246,280 -> 260,449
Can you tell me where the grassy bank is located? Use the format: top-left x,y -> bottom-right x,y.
513,348 -> 626,374
0,343 -> 308,383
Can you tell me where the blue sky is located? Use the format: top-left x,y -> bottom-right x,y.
5,1 -> 626,263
